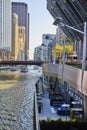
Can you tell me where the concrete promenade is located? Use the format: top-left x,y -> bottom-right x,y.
38,84 -> 70,121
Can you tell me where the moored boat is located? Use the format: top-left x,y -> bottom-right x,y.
10,66 -> 18,71
20,66 -> 28,73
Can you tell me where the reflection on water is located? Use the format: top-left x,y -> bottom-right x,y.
0,70 -> 40,130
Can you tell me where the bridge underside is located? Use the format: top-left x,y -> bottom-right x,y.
0,61 -> 43,66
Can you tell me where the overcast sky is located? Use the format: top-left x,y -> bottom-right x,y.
12,0 -> 56,59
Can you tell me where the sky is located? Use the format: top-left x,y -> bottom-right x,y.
12,0 -> 56,59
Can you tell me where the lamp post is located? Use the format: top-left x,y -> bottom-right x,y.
53,45 -> 56,64
53,17 -> 87,120
62,35 -> 66,82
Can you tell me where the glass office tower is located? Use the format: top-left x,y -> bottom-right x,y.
0,0 -> 11,51
12,2 -> 29,61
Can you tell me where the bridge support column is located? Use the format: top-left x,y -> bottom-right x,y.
84,95 -> 87,121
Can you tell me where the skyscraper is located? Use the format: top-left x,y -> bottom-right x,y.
11,13 -> 18,61
18,26 -> 25,61
0,0 -> 11,51
12,2 -> 29,61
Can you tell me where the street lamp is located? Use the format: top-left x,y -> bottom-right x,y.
53,17 -> 87,119
62,35 -> 66,82
53,17 -> 86,71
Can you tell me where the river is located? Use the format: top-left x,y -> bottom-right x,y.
0,67 -> 41,130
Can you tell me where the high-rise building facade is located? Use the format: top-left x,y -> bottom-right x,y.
42,34 -> 55,62
12,2 -> 29,61
11,13 -> 18,61
34,46 -> 42,61
56,26 -> 66,45
18,26 -> 25,61
0,0 -> 11,51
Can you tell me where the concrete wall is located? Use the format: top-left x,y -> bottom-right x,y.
34,88 -> 40,130
43,63 -> 87,97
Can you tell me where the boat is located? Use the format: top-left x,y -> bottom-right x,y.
10,66 -> 18,71
20,66 -> 28,73
28,65 -> 42,75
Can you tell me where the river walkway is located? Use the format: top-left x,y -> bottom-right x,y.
38,83 -> 70,121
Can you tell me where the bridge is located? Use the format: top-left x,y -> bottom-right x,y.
0,60 -> 43,66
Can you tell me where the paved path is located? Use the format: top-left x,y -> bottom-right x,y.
38,86 -> 70,120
